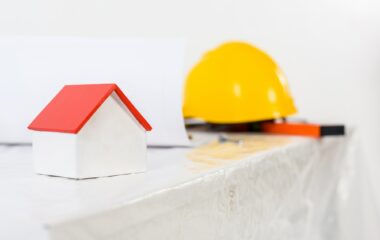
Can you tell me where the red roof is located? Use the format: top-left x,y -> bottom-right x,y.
28,84 -> 152,133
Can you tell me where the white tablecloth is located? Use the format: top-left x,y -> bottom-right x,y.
0,132 -> 351,240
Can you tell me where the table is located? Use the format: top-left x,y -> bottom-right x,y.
0,131 -> 349,240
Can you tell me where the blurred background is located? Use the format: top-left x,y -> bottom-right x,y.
0,0 -> 379,238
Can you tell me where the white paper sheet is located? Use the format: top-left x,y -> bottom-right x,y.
0,37 -> 190,146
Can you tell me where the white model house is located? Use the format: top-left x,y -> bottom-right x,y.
28,83 -> 152,179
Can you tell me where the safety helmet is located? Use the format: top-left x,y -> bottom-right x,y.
183,41 -> 297,123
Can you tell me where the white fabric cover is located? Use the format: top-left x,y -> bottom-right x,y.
0,132 -> 363,239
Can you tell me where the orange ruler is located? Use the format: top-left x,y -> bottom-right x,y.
260,122 -> 345,138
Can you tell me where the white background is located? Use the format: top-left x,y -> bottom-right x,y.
0,0 -> 379,238
0,37 -> 190,146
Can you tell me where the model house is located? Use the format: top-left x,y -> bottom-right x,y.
28,83 -> 152,179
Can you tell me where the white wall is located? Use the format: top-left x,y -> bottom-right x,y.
1,0 -> 379,238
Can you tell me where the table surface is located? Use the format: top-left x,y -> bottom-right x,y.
0,131 -> 345,240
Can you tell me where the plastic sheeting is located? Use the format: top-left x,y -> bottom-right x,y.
0,132 -> 356,239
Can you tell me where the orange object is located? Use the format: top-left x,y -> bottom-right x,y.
261,122 -> 344,138
28,83 -> 152,133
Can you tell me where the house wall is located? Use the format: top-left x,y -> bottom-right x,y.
76,92 -> 147,178
33,131 -> 78,178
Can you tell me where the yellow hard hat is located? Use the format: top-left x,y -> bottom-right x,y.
183,41 -> 297,123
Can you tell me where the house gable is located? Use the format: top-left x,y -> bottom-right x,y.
75,92 -> 146,178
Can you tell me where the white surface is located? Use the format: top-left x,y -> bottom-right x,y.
33,93 -> 147,179
0,0 -> 379,237
0,132 -> 351,239
0,36 -> 189,147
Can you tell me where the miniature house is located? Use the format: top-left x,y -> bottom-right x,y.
28,83 -> 152,179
